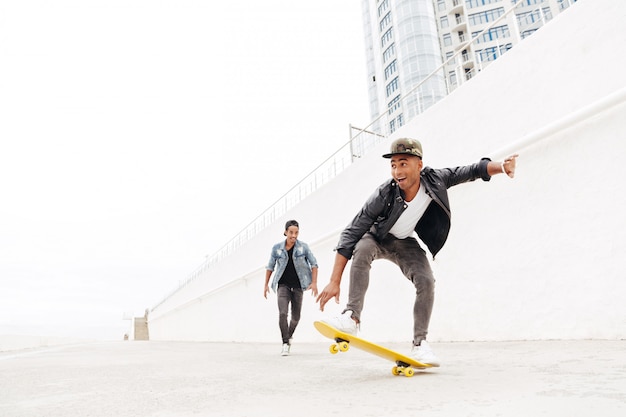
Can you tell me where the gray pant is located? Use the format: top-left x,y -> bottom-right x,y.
277,285 -> 303,344
346,233 -> 435,346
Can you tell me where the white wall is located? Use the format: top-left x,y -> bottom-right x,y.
149,0 -> 626,343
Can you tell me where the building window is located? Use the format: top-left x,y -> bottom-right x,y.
476,43 -> 512,62
465,0 -> 502,8
445,51 -> 456,65
520,29 -> 538,39
557,0 -> 577,11
381,28 -> 393,48
383,43 -> 396,63
449,70 -> 458,86
386,77 -> 399,98
437,1 -> 446,12
380,12 -> 392,32
388,95 -> 401,114
378,0 -> 389,17
517,8 -> 553,26
440,16 -> 449,29
443,33 -> 452,46
468,7 -> 505,25
384,60 -> 397,80
471,25 -> 510,44
389,114 -> 403,134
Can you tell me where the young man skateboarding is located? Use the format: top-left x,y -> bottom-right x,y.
265,220 -> 319,356
316,138 -> 518,366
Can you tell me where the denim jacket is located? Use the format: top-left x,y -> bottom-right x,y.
266,240 -> 318,292
336,158 -> 492,259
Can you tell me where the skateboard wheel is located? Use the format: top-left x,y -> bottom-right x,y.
392,366 -> 400,376
338,341 -> 349,352
404,367 -> 415,377
329,344 -> 339,354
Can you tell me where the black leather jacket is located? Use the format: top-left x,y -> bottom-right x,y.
335,158 -> 492,259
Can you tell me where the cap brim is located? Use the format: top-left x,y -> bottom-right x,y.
381,152 -> 422,159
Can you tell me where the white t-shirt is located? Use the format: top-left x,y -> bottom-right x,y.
388,185 -> 432,239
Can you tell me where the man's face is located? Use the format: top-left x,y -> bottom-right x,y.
390,154 -> 423,191
285,226 -> 299,243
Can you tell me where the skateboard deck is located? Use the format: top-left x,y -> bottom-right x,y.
314,320 -> 432,377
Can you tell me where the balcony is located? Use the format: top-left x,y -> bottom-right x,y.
450,0 -> 464,14
460,50 -> 475,69
451,15 -> 467,33
455,32 -> 470,50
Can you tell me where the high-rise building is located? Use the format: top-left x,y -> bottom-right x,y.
361,0 -> 447,136
360,0 -> 579,136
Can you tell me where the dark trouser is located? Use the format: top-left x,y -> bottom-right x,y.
346,233 -> 435,346
277,285 -> 304,344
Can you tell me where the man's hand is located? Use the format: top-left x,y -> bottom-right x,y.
501,154 -> 519,178
308,283 -> 319,298
316,253 -> 349,311
263,284 -> 270,299
316,281 -> 341,311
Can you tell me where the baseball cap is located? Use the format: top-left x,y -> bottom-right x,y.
382,138 -> 423,159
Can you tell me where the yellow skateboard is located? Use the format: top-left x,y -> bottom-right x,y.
314,321 -> 433,377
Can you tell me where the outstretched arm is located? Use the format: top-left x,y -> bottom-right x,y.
316,253 -> 349,311
488,154 -> 519,178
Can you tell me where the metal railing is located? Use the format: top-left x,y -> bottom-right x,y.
152,128 -> 386,309
151,0 -> 564,309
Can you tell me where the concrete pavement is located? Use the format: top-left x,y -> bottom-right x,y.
1,339 -> 624,417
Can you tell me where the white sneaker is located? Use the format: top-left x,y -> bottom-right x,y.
321,310 -> 358,335
281,343 -> 290,356
410,341 -> 440,367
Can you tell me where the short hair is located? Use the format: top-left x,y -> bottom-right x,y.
285,220 -> 299,230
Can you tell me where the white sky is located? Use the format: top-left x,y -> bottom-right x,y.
0,0 -> 370,340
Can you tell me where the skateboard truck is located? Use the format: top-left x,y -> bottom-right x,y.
392,361 -> 415,377
329,337 -> 350,354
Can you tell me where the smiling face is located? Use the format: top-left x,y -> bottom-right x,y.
390,154 -> 423,200
284,225 -> 299,246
